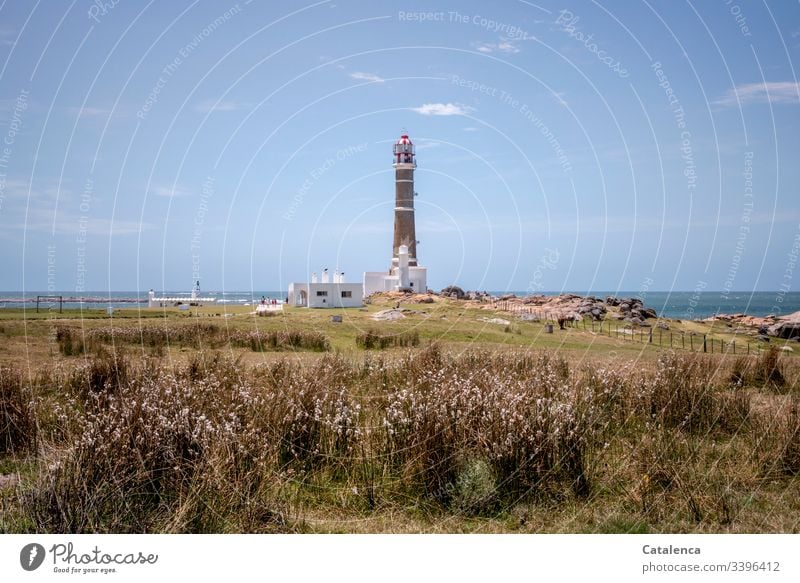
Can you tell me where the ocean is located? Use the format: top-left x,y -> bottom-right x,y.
2,290 -> 798,320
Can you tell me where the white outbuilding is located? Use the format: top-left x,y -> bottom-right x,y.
363,244 -> 427,296
288,268 -> 363,308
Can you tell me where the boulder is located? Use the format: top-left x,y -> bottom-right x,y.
441,285 -> 466,300
768,321 -> 800,339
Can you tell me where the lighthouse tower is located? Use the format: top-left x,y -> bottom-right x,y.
363,132 -> 428,296
392,134 -> 417,267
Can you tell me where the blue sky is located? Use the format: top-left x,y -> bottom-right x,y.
0,0 -> 798,293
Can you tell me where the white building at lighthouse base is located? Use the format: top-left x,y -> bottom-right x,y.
363,245 -> 427,296
288,269 -> 363,308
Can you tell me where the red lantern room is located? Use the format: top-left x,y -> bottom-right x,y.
393,134 -> 416,166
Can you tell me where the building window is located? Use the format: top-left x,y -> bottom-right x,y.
316,291 -> 328,297
341,291 -> 352,298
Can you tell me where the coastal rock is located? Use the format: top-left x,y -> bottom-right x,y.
478,317 -> 511,325
767,315 -> 800,339
372,309 -> 405,321
441,285 -> 466,300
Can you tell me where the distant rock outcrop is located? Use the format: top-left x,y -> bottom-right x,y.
441,285 -> 466,300
768,311 -> 800,339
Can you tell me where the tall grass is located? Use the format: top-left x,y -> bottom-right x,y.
54,324 -> 331,354
0,366 -> 36,454
5,345 -> 797,533
355,329 -> 420,350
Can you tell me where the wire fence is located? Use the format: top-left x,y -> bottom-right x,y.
493,301 -> 761,355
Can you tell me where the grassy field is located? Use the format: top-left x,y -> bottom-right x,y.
0,295 -> 798,533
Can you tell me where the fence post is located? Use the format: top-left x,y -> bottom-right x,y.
703,335 -> 707,353
733,340 -> 735,355
690,334 -> 693,351
682,334 -> 685,350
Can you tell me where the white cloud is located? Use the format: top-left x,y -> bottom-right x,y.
68,106 -> 114,118
193,100 -> 248,113
474,41 -> 520,54
412,102 -> 474,116
9,207 -> 154,236
714,82 -> 800,107
151,185 -> 191,198
349,71 -> 384,83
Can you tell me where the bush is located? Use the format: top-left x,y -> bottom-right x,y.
752,346 -> 785,388
355,330 -> 420,350
229,330 -> 330,352
645,354 -> 717,434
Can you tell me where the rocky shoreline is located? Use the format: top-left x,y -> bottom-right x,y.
372,288 -> 800,340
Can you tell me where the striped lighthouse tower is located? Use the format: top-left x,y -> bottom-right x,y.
392,133 -> 418,267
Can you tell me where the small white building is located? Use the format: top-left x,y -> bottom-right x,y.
147,281 -> 216,308
364,245 -> 427,296
288,268 -> 363,308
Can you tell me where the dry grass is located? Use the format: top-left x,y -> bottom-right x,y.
0,366 -> 37,454
1,343 -> 798,533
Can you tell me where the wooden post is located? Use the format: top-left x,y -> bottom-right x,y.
703,335 -> 707,353
690,334 -> 693,351
682,334 -> 685,349
649,329 -> 653,343
733,340 -> 735,355
670,332 -> 673,348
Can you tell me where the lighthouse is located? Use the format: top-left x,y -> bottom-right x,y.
363,132 -> 428,296
392,134 -> 417,267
